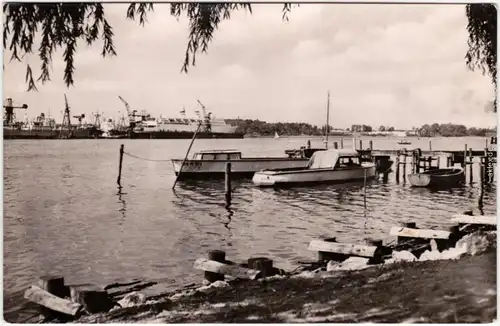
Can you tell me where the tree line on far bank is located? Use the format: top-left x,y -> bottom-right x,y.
414,123 -> 496,137
225,118 -> 496,137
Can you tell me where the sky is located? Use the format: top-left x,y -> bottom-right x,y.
2,3 -> 497,129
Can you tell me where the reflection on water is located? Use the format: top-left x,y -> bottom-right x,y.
3,137 -> 496,321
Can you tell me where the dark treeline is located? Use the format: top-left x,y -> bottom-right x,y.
225,119 -> 330,136
225,119 -> 496,137
411,123 -> 496,137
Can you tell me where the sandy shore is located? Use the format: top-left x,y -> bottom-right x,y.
73,246 -> 496,324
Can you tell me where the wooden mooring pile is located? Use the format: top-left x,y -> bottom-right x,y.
23,213 -> 496,322
391,146 -> 496,184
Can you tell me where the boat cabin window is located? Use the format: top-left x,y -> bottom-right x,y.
194,152 -> 241,160
336,156 -> 361,168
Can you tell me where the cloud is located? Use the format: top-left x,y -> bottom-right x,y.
2,3 -> 496,128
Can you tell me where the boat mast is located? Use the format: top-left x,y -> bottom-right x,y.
325,90 -> 330,149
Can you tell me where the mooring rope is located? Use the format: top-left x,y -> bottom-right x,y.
122,151 -> 172,162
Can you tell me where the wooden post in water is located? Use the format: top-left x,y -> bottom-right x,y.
359,140 -> 363,151
469,148 -> 473,183
483,148 -> 488,184
415,151 -> 421,173
369,140 -> 373,151
402,155 -> 407,182
225,162 -> 232,207
463,144 -> 467,170
429,140 -> 432,151
117,144 -> 124,188
340,138 -> 344,149
333,141 -> 338,149
480,156 -> 485,183
484,148 -> 494,184
116,144 -> 124,188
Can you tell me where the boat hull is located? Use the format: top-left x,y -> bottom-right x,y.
172,158 -> 309,179
3,129 -> 58,139
252,164 -> 377,187
408,168 -> 465,188
4,127 -> 103,139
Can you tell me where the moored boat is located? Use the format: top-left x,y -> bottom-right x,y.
408,168 -> 465,188
171,149 -> 310,179
252,149 -> 377,187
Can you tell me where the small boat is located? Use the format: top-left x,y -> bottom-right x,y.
171,149 -> 310,179
398,139 -> 412,145
274,132 -> 280,139
408,168 -> 465,188
252,149 -> 376,187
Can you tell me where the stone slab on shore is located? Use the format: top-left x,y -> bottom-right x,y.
74,249 -> 496,324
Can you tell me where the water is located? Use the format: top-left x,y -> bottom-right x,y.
3,136 -> 496,321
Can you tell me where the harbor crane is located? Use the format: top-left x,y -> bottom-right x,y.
196,99 -> 212,132
3,97 -> 28,126
73,113 -> 86,127
117,95 -> 138,127
60,94 -> 73,138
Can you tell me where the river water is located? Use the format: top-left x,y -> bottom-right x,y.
3,136 -> 496,321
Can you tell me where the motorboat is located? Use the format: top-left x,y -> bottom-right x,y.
171,149 -> 310,179
408,168 -> 465,188
252,149 -> 377,187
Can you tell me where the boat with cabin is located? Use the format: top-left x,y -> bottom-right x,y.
408,168 -> 465,188
252,148 -> 377,187
171,149 -> 310,179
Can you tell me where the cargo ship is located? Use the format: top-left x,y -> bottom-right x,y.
128,113 -> 244,139
3,96 -> 244,139
3,96 -> 102,139
118,97 -> 244,139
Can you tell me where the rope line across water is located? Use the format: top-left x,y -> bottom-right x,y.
123,151 -> 172,162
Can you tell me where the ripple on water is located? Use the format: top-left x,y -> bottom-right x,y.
3,138 -> 496,321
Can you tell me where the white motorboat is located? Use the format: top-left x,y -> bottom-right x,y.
252,148 -> 377,187
171,149 -> 310,179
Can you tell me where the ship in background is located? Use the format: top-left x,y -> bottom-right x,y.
3,95 -> 103,139
3,95 -> 244,139
117,96 -> 244,139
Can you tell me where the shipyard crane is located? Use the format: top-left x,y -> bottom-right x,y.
93,111 -> 102,128
59,94 -> 73,138
196,99 -> 208,118
3,98 -> 28,126
117,95 -> 138,123
73,113 -> 85,127
196,99 -> 213,132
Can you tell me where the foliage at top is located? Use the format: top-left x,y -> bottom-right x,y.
2,2 -> 497,112
2,2 -> 293,90
465,3 -> 497,111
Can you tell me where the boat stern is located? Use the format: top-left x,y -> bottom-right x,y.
408,173 -> 432,187
171,159 -> 183,174
361,162 -> 377,178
